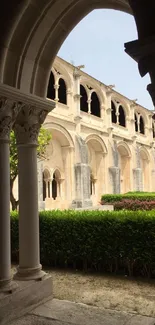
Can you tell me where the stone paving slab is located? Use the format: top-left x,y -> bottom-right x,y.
10,299 -> 155,325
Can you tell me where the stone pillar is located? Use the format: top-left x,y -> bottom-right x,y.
37,159 -> 45,211
71,136 -> 92,209
50,178 -> 53,199
87,99 -> 91,114
54,84 -> 59,102
14,104 -> 49,280
45,180 -> 49,198
133,168 -> 143,191
109,167 -> 120,194
72,163 -> 92,208
0,96 -> 20,291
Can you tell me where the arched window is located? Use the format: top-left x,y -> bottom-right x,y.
42,169 -> 51,201
47,71 -> 55,100
111,101 -> 117,123
58,78 -> 67,104
80,85 -> 88,112
52,173 -> 57,200
140,115 -> 145,134
91,92 -> 100,117
135,114 -> 138,132
52,170 -> 61,200
119,105 -> 126,127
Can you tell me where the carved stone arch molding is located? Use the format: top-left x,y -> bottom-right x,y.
53,58 -> 73,90
43,122 -> 74,148
80,77 -> 106,105
85,134 -> 108,155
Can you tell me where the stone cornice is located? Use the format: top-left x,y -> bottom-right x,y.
0,83 -> 55,113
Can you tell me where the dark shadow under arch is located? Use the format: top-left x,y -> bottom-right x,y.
80,85 -> 88,112
119,105 -> 126,127
91,92 -> 100,117
52,173 -> 57,200
111,101 -> 117,123
140,115 -> 145,134
135,114 -> 138,132
47,71 -> 55,100
58,78 -> 67,104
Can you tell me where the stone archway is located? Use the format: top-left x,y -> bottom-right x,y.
139,148 -> 150,191
0,1 -> 131,97
86,134 -> 107,204
117,142 -> 131,193
0,0 -> 155,306
43,123 -> 74,209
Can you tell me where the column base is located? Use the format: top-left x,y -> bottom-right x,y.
0,278 -> 18,293
13,264 -> 46,281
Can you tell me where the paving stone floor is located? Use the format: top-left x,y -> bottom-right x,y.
10,299 -> 155,325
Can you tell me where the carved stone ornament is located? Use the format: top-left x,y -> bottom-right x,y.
14,104 -> 49,145
0,96 -> 21,141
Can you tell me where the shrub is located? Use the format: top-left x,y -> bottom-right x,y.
11,210 -> 155,278
114,199 -> 155,211
101,193 -> 155,203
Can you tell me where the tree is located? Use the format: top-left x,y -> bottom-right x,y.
10,127 -> 51,210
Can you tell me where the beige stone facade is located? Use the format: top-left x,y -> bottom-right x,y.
20,56 -> 155,211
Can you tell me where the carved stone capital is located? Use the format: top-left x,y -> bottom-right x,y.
14,104 -> 49,146
0,96 -> 21,141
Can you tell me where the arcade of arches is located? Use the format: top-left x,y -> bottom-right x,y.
13,56 -> 155,211
0,0 -> 155,304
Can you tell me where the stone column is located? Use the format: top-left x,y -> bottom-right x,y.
14,105 -> 49,280
37,159 -> 45,211
0,97 -> 20,291
109,167 -> 120,194
50,178 -> 53,199
45,180 -> 49,198
54,84 -> 59,102
71,136 -> 92,209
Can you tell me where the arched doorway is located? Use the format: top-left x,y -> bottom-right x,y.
86,135 -> 107,204
117,142 -> 131,193
43,124 -> 74,209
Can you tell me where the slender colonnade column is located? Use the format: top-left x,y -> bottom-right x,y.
0,97 -> 20,291
14,105 -> 49,280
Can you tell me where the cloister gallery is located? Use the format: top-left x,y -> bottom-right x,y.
12,56 -> 155,211
1,0 -> 155,320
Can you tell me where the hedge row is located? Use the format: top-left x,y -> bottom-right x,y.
11,210 -> 155,278
114,199 -> 155,211
101,192 -> 155,203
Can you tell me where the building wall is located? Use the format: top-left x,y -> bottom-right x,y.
13,56 -> 155,210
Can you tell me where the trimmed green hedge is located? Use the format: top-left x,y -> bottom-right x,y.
101,192 -> 155,203
11,210 -> 155,278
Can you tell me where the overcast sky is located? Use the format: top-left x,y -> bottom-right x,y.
58,9 -> 154,110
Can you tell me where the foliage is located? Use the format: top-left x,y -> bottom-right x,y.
101,192 -> 155,203
114,199 -> 155,211
10,128 -> 51,210
11,209 -> 155,278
